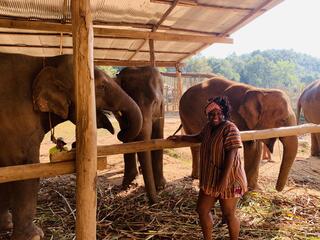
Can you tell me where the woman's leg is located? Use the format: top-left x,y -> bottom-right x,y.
219,197 -> 240,240
196,190 -> 217,240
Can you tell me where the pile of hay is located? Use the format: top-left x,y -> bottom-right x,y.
0,175 -> 319,240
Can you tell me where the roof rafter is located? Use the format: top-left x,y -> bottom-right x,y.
0,19 -> 233,44
151,0 -> 261,12
128,0 -> 180,61
94,59 -> 178,67
0,43 -> 190,55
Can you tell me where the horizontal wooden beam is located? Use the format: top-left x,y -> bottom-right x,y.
161,72 -> 218,78
151,0 -> 257,12
94,59 -> 179,67
0,124 -> 319,184
0,44 -> 189,55
0,157 -> 107,183
0,19 -> 233,44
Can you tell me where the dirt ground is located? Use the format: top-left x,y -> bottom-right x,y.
1,114 -> 320,239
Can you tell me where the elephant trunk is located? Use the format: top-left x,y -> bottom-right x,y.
276,135 -> 298,191
114,92 -> 143,142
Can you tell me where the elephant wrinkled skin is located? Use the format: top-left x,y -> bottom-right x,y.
297,79 -> 320,156
179,77 -> 298,191
0,52 -> 143,240
116,66 -> 166,203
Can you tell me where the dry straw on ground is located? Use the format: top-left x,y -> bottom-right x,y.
0,174 -> 319,240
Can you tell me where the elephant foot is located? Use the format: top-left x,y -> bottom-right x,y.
0,211 -> 13,230
11,223 -> 44,240
155,177 -> 167,191
148,194 -> 158,205
122,173 -> 138,190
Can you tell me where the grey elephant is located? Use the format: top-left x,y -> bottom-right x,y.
0,52 -> 143,240
297,79 -> 320,156
179,77 -> 298,191
116,66 -> 166,203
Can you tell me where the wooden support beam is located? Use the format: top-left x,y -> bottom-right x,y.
71,0 -> 97,239
149,39 -> 156,67
0,19 -> 233,44
94,59 -> 178,67
0,124 -> 320,184
151,0 -> 257,12
0,157 -> 107,183
161,72 -> 217,78
175,65 -> 183,106
0,43 -> 189,55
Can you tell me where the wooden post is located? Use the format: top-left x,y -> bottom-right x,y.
149,39 -> 156,67
71,0 -> 97,239
175,64 -> 183,110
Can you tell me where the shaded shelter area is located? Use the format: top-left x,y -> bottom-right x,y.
0,0 -> 283,67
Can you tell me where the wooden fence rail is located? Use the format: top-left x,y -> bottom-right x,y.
0,123 -> 320,183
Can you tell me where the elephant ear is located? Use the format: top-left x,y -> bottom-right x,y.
238,90 -> 264,129
32,67 -> 70,119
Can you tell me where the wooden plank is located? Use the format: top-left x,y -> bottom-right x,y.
94,59 -> 178,67
161,72 -> 217,78
1,124 -> 319,184
0,19 -> 233,44
149,39 -> 156,67
0,157 -> 107,183
151,0 -> 256,12
71,0 -> 97,239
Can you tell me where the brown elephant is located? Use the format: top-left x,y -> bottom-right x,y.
116,66 -> 166,203
179,77 -> 298,191
0,52 -> 143,240
297,79 -> 320,156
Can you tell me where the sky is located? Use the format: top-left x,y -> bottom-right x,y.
202,0 -> 320,59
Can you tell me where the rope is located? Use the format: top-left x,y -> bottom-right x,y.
49,112 -> 56,143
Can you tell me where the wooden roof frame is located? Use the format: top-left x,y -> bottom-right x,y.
0,0 -> 283,67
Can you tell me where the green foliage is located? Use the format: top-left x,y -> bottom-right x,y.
169,49 -> 320,111
98,66 -> 118,77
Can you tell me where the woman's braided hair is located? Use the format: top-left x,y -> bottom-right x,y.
205,96 -> 231,120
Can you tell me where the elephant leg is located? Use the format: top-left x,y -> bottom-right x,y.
243,141 -> 262,190
0,183 -> 13,231
137,119 -> 158,203
311,133 -> 319,156
151,116 -> 166,191
138,151 -> 158,203
11,179 -> 44,240
191,146 -> 200,179
122,153 -> 138,189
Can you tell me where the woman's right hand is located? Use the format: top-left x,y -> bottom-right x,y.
167,135 -> 182,141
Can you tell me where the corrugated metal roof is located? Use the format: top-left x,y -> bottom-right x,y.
0,0 -> 284,66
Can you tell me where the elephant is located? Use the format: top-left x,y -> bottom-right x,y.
115,66 -> 166,203
0,52 -> 143,240
297,79 -> 320,156
179,77 -> 298,191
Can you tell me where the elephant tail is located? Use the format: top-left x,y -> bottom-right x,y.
296,97 -> 302,124
172,124 -> 183,136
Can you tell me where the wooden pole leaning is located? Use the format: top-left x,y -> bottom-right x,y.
71,0 -> 97,239
175,64 -> 183,110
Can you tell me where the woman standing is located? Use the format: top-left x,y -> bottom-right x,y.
168,96 -> 247,240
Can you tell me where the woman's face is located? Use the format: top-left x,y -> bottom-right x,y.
207,109 -> 224,126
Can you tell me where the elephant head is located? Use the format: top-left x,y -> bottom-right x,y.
32,64 -> 143,142
238,89 -> 298,191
